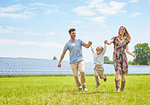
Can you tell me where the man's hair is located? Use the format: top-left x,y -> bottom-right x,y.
69,28 -> 76,33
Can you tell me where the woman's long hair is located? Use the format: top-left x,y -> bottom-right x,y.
118,26 -> 131,41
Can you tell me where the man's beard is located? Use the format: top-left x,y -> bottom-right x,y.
71,35 -> 76,40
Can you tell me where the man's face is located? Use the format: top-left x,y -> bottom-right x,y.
69,31 -> 76,39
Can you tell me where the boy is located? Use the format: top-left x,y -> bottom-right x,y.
91,40 -> 107,88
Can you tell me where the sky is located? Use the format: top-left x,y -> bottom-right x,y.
0,0 -> 150,63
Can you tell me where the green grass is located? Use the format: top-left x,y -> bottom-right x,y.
0,75 -> 150,105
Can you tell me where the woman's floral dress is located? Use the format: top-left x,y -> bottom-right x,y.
112,37 -> 130,75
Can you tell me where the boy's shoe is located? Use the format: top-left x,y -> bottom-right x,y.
83,86 -> 88,91
95,83 -> 100,88
78,86 -> 82,91
104,75 -> 107,82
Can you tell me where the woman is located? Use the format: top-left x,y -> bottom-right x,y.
106,26 -> 136,92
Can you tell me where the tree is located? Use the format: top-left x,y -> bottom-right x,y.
133,43 -> 150,65
104,56 -> 113,64
53,56 -> 57,60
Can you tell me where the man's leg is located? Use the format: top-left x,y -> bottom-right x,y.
70,62 -> 82,90
78,61 -> 87,91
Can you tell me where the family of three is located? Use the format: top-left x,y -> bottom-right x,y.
58,26 -> 136,92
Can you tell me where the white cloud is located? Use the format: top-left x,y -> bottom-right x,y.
74,6 -> 96,16
74,0 -> 126,16
128,12 -> 141,18
0,25 -> 55,36
129,0 -> 139,3
0,38 -> 62,48
30,2 -> 49,7
0,4 -> 23,12
0,26 -> 18,33
95,1 -> 126,15
0,2 -> 58,19
89,16 -> 106,24
0,4 -> 31,19
0,13 -> 29,19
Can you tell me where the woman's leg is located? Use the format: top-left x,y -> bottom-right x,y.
115,70 -> 120,92
121,74 -> 126,91
115,70 -> 120,80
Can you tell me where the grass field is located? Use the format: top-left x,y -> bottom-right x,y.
0,74 -> 150,105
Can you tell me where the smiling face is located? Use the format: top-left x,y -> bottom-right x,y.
96,46 -> 103,55
69,31 -> 76,40
119,26 -> 125,35
96,49 -> 102,55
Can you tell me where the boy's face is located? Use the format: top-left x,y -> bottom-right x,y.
96,49 -> 102,55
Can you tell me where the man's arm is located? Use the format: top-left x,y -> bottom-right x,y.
58,50 -> 67,68
83,41 -> 92,48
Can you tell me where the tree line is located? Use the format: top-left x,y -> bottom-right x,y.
53,43 -> 150,65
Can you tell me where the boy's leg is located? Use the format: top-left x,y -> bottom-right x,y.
94,68 -> 100,88
97,67 -> 107,82
70,62 -> 82,89
78,61 -> 87,91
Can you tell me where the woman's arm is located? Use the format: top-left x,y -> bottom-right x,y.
106,39 -> 114,45
126,45 -> 136,58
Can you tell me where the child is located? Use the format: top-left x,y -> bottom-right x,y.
91,40 -> 107,88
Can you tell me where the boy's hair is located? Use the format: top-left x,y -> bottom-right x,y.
96,46 -> 103,51
69,28 -> 76,33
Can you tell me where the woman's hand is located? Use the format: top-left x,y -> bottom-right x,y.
104,40 -> 107,44
132,54 -> 136,58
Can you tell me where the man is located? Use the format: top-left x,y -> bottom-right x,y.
58,28 -> 92,91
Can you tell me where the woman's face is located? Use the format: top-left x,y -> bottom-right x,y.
119,27 -> 125,35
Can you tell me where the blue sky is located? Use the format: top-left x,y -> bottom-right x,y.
0,0 -> 150,62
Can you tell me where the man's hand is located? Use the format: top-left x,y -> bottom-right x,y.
58,63 -> 61,68
88,41 -> 92,46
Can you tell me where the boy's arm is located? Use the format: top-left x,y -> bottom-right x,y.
58,50 -> 67,68
102,40 -> 107,55
91,45 -> 95,54
83,41 -> 92,48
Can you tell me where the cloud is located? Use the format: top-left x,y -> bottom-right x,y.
0,38 -> 62,48
0,4 -> 31,19
89,16 -> 106,24
0,2 -> 58,19
128,12 -> 141,18
0,26 -> 19,33
74,6 -> 96,16
0,4 -> 23,12
129,0 -> 139,3
0,25 -> 55,36
95,1 -> 126,15
74,0 -> 126,16
30,2 -> 49,7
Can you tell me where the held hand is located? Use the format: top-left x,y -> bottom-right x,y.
104,40 -> 107,44
88,41 -> 92,46
58,63 -> 61,68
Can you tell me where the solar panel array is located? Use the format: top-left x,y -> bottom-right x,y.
0,57 -> 96,75
0,57 -> 150,75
